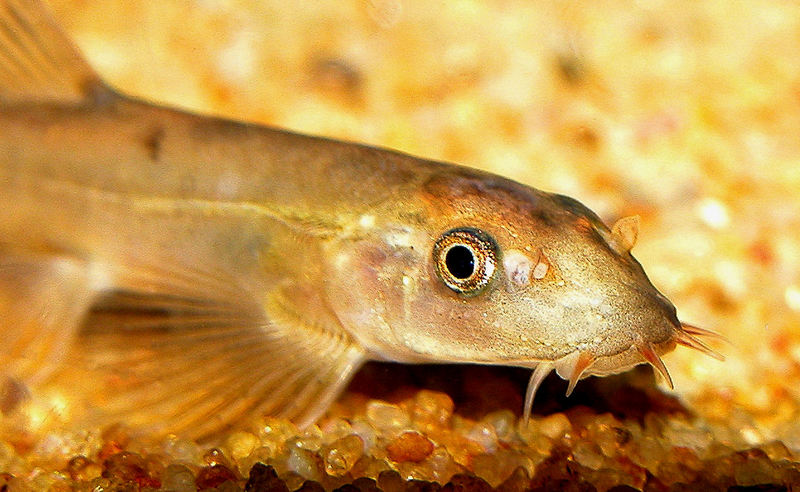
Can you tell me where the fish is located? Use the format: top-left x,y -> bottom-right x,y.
0,0 -> 722,439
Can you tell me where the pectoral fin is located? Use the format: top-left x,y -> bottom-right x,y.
75,270 -> 366,439
0,253 -> 98,388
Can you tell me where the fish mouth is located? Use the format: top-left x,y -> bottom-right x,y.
521,321 -> 726,423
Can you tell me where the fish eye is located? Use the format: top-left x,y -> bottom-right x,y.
433,228 -> 498,296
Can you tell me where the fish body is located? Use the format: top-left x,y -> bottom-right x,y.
0,0 -> 719,438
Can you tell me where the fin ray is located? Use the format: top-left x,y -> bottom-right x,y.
70,271 -> 366,439
0,0 -> 109,104
0,252 -> 99,386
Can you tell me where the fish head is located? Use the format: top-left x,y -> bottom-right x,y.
326,167 -> 720,390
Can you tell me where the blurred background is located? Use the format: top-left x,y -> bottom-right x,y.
36,0 -> 800,482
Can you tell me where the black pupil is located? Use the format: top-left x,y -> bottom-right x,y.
445,245 -> 475,279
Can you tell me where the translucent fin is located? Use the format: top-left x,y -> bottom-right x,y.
522,362 -> 553,424
0,0 -> 111,105
74,272 -> 366,440
0,253 -> 99,387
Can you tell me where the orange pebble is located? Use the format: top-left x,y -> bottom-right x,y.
386,431 -> 435,463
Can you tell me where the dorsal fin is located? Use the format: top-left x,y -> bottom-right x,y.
0,0 -> 110,105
